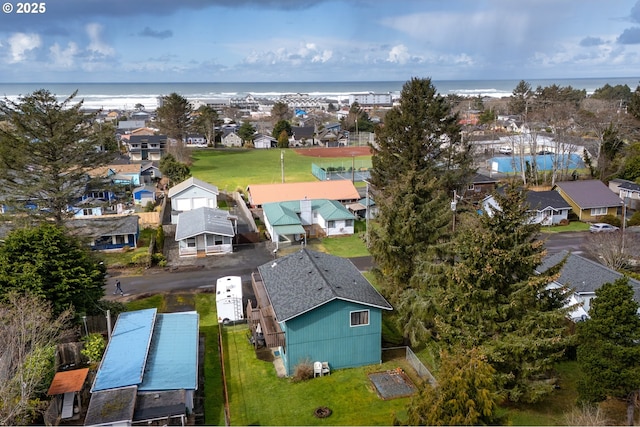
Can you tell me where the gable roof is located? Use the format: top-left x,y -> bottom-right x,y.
175,207 -> 235,240
554,180 -> 622,209
66,215 -> 139,239
88,163 -> 141,178
248,180 -> 359,206
471,172 -> 498,184
257,249 -> 392,322
168,177 -> 219,199
526,190 -> 572,211
537,250 -> 640,301
264,199 -> 355,223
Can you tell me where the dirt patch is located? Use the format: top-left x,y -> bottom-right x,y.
294,146 -> 371,158
163,293 -> 196,312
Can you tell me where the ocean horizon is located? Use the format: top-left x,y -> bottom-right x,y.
0,77 -> 638,111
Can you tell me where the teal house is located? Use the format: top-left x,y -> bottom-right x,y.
248,249 -> 392,376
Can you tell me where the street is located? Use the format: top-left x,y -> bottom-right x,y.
107,232 -> 591,300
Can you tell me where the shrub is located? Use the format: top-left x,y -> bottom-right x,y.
151,253 -> 166,266
627,211 -> 640,227
130,252 -> 151,267
155,226 -> 165,253
292,359 -> 314,382
558,218 -> 569,226
144,201 -> 156,212
81,333 -> 106,363
599,214 -> 621,227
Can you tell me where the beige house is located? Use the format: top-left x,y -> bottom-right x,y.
553,180 -> 622,221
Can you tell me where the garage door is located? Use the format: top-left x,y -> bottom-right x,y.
175,198 -> 191,211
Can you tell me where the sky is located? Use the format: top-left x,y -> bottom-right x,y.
0,0 -> 639,83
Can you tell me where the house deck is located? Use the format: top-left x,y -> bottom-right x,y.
248,272 -> 285,349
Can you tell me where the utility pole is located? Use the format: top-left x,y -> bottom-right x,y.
280,150 -> 284,183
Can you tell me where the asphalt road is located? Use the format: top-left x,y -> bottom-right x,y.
106,232 -> 590,300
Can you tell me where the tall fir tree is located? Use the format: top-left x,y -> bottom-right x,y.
576,277 -> 640,405
420,186 -> 570,403
0,90 -> 113,225
368,77 -> 472,310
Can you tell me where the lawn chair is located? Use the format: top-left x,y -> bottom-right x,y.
321,361 -> 330,376
314,361 -> 323,377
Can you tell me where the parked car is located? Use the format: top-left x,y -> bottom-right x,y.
537,150 -> 554,155
589,223 -> 619,233
498,146 -> 513,155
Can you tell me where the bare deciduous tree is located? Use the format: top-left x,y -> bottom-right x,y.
585,231 -> 640,270
0,293 -> 73,425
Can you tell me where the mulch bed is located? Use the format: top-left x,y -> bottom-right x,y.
368,368 -> 417,400
293,146 -> 372,158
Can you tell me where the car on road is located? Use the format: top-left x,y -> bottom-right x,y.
537,150 -> 554,155
498,146 -> 513,155
589,223 -> 620,233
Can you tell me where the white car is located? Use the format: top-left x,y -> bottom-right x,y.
498,146 -> 512,155
589,223 -> 619,233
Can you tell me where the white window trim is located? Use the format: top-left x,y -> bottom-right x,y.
590,207 -> 607,216
349,309 -> 370,327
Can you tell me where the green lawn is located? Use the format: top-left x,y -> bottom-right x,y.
125,293 -> 586,426
190,148 -> 371,193
540,221 -> 590,233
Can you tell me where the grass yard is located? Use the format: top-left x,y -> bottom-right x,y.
124,293 -> 590,426
540,221 -> 590,233
221,324 -> 411,426
190,148 -> 371,193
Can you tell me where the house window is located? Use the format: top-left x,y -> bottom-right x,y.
345,219 -> 354,227
468,184 -> 475,191
327,220 -> 335,228
350,310 -> 369,327
591,207 -> 607,216
214,235 -> 223,245
82,208 -> 93,216
186,238 -> 196,248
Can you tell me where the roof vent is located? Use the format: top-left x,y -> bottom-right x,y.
271,262 -> 277,268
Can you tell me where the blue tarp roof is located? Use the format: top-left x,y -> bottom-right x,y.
490,153 -> 585,173
138,312 -> 199,391
91,308 -> 156,392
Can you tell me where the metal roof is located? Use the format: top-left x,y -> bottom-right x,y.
91,309 -> 156,392
174,207 -> 235,240
167,176 -> 219,199
138,312 -> 199,391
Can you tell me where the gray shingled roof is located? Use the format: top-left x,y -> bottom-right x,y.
174,207 -> 235,240
526,190 -> 571,211
554,180 -> 622,209
257,248 -> 392,322
537,250 -> 640,301
619,180 -> 640,192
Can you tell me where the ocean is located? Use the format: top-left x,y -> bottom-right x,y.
0,77 -> 637,111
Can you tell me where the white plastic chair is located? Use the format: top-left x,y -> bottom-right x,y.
321,361 -> 330,376
313,361 -> 323,377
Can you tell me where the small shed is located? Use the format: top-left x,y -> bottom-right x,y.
47,367 -> 90,421
133,184 -> 157,206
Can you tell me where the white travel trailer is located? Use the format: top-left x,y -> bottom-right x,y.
216,276 -> 244,325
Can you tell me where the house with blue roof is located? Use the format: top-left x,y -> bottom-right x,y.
248,249 -> 392,377
262,198 -> 355,248
86,308 -> 199,425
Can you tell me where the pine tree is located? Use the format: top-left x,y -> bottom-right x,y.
577,277 -> 640,404
421,186 -> 570,403
0,90 -> 113,225
368,77 -> 472,311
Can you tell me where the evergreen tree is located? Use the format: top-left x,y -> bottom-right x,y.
0,90 -> 112,225
508,80 -> 532,116
0,223 -> 106,316
577,277 -> 640,404
406,347 -> 501,426
625,83 -> 640,120
159,153 -> 191,187
237,121 -> 256,146
272,119 -> 292,140
368,77 -> 472,310
193,105 -> 219,146
271,101 -> 290,122
156,93 -> 193,162
422,187 -> 570,403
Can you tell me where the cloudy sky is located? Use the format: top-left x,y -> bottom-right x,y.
0,0 -> 639,83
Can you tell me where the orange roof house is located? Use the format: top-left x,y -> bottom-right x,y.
47,367 -> 90,421
247,180 -> 360,208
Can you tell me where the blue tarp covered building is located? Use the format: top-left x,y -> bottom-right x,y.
87,308 -> 199,425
